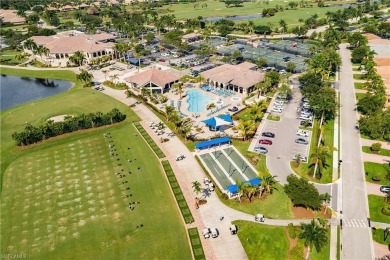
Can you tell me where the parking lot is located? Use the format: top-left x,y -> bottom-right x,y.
251,79 -> 313,166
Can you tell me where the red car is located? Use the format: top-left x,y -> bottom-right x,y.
259,139 -> 272,145
159,58 -> 166,62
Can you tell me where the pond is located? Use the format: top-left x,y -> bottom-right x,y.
205,14 -> 263,22
0,75 -> 73,111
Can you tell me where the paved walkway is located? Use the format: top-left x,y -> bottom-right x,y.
363,153 -> 390,164
361,139 -> 390,150
366,182 -> 386,197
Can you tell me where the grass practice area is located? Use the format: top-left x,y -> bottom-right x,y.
1,68 -> 191,259
188,228 -> 206,260
368,195 -> 390,224
161,160 -> 194,223
364,162 -> 390,185
233,221 -> 330,260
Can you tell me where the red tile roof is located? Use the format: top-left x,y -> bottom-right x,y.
125,68 -> 180,88
0,9 -> 26,24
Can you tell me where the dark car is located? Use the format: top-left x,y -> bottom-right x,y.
262,132 -> 275,138
300,121 -> 313,127
295,138 -> 308,145
159,58 -> 166,62
259,139 -> 272,145
228,106 -> 239,112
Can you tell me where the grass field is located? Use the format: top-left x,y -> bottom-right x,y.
354,82 -> 366,89
233,220 -> 330,260
0,49 -> 28,65
157,1 -> 347,27
364,162 -> 390,185
368,195 -> 390,224
1,68 -> 192,258
372,228 -> 390,245
233,221 -> 289,260
362,146 -> 390,157
188,228 -> 206,260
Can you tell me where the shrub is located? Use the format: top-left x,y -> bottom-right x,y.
288,223 -> 296,239
284,174 -> 322,210
372,175 -> 381,182
371,143 -> 382,153
381,206 -> 390,216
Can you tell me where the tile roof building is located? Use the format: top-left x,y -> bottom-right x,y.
124,68 -> 180,93
0,9 -> 26,25
24,31 -> 117,67
201,62 -> 264,94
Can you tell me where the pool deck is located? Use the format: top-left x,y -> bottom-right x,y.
164,84 -> 246,140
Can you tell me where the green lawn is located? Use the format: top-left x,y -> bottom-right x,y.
364,162 -> 390,185
157,1 -> 347,28
356,93 -> 366,101
0,49 -> 28,65
372,228 -> 390,245
1,68 -> 192,258
291,119 -> 334,184
188,228 -> 206,260
362,146 -> 390,157
267,114 -> 281,121
233,220 -> 330,260
368,195 -> 390,224
354,82 -> 366,89
353,74 -> 366,80
233,221 -> 289,260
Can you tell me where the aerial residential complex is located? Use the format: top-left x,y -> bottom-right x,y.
1,1 -> 390,259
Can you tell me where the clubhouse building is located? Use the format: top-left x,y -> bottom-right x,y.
125,68 -> 180,93
24,31 -> 117,67
200,62 -> 264,95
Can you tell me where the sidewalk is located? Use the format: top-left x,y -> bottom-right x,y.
366,182 -> 386,197
363,153 -> 390,164
361,139 -> 390,150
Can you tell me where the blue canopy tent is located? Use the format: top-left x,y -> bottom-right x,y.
202,114 -> 233,131
195,137 -> 231,150
128,58 -> 140,66
226,178 -> 261,195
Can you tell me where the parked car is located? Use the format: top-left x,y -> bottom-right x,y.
262,132 -> 275,138
230,224 -> 238,235
202,228 -> 211,238
228,106 -> 239,112
259,139 -> 272,145
300,120 -> 313,127
296,130 -> 310,137
300,115 -> 313,121
159,58 -> 166,62
208,183 -> 215,191
274,100 -> 284,105
292,155 -> 308,162
295,138 -> 308,145
272,107 -> 283,113
210,228 -> 219,238
380,186 -> 390,193
254,146 -> 268,154
255,214 -> 265,222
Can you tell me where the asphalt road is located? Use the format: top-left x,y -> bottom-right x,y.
339,43 -> 373,260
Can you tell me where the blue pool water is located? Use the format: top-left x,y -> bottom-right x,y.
187,89 -> 211,113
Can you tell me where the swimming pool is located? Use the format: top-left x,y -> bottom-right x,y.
186,89 -> 211,113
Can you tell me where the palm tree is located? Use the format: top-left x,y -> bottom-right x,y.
173,82 -> 183,99
110,74 -> 119,84
69,51 -> 85,66
15,52 -> 28,61
310,146 -> 335,178
322,192 -> 331,213
192,181 -> 202,197
165,105 -> 175,120
23,39 -> 37,51
234,119 -> 256,140
102,70 -> 109,80
299,220 -> 328,259
255,82 -> 267,98
236,179 -> 246,203
77,69 -> 93,86
179,123 -> 192,141
279,19 -> 287,35
261,175 -> 278,196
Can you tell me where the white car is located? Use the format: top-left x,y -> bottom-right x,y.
210,228 -> 219,238
202,228 -> 211,238
300,115 -> 313,120
296,130 -> 310,137
161,52 -> 169,57
274,100 -> 284,105
272,108 -> 283,113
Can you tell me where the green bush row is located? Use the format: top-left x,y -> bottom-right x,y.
187,228 -> 206,260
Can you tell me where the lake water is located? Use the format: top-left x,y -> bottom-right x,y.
205,14 -> 263,22
0,75 -> 72,111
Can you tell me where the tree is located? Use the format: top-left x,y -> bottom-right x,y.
179,123 -> 192,141
69,51 -> 85,66
165,105 -> 175,121
256,57 -> 267,68
261,175 -> 278,195
357,94 -> 385,115
310,146 -> 335,178
351,45 -> 371,64
110,74 -> 119,84
77,69 -> 93,86
284,175 -> 322,210
286,62 -> 296,73
347,32 -> 368,48
173,82 -> 183,99
192,181 -> 202,197
279,19 -> 287,34
321,192 -> 331,213
114,42 -> 130,61
255,82 -> 267,98
371,143 -> 382,153
299,220 -> 328,258
234,119 -> 256,140
23,39 -> 37,51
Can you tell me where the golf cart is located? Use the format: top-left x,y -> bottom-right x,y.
255,214 -> 265,222
202,227 -> 211,238
229,224 -> 237,235
176,154 -> 185,161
